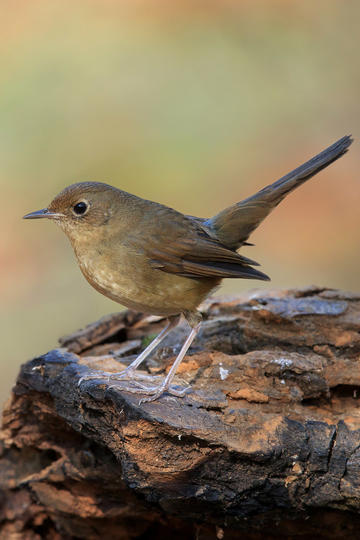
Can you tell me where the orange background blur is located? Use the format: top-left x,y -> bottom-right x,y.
1,0 -> 359,408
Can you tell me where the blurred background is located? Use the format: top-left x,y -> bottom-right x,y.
1,0 -> 359,408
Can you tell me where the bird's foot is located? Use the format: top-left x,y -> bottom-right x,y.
78,367 -> 155,387
107,378 -> 189,403
78,361 -> 190,403
138,382 -> 188,403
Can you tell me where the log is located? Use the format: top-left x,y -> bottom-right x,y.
1,286 -> 360,539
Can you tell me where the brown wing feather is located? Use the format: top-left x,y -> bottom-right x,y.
126,205 -> 269,281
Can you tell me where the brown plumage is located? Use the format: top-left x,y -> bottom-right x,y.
23,135 -> 352,402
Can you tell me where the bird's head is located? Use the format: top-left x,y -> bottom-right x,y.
23,182 -> 123,241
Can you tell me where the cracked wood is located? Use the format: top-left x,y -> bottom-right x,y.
1,286 -> 360,539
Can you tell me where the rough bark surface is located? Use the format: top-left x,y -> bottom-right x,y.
1,287 -> 360,539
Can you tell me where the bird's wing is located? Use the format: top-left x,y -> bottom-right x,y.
125,206 -> 269,281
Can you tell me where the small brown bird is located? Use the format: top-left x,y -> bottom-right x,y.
24,135 -> 352,402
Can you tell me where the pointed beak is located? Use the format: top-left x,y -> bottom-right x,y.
23,208 -> 63,220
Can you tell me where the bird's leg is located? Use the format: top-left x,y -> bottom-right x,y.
108,314 -> 181,380
116,316 -> 202,402
138,321 -> 201,403
78,315 -> 180,386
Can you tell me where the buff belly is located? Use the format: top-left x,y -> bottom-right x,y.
77,250 -> 219,316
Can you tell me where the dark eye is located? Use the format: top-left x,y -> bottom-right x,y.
73,201 -> 88,216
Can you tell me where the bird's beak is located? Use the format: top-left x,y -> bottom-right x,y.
23,208 -> 63,220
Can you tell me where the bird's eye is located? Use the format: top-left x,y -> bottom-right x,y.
73,201 -> 88,216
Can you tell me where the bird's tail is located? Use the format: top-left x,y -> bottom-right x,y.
205,135 -> 353,250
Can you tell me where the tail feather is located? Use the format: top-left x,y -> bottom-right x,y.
205,135 -> 353,249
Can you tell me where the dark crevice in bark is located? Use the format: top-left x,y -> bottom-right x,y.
2,287 -> 360,539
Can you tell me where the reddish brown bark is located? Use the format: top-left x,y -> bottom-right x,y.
1,287 -> 360,539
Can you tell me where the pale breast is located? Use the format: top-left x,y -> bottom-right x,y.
75,244 -> 216,316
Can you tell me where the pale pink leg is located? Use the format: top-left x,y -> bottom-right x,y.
134,322 -> 202,403
78,316 -> 180,386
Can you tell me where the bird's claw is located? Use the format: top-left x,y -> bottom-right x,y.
78,368 -> 189,403
106,380 -> 189,403
77,367 -> 151,388
138,383 -> 189,403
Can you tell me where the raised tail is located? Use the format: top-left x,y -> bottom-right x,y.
205,135 -> 353,249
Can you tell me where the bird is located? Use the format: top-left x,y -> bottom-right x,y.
23,135 -> 352,402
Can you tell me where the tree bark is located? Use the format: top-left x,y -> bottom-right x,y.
1,286 -> 360,539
